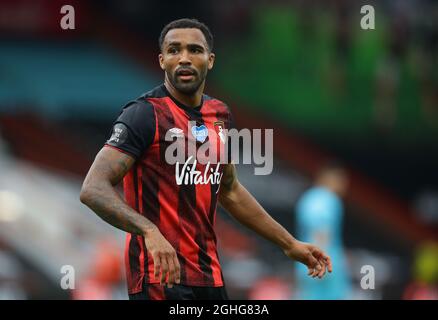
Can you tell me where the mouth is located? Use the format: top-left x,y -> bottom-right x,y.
176,68 -> 196,81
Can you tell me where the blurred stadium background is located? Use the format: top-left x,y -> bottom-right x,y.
0,0 -> 437,299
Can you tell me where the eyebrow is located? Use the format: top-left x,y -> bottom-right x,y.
167,42 -> 206,50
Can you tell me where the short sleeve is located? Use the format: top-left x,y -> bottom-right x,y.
105,100 -> 156,159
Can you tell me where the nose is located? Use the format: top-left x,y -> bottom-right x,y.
178,49 -> 191,65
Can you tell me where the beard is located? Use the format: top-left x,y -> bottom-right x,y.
167,67 -> 207,95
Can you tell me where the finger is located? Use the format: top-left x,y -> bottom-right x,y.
317,261 -> 326,278
160,254 -> 169,286
308,266 -> 317,278
305,249 -> 318,276
325,256 -> 333,273
152,252 -> 161,280
313,264 -> 321,278
308,254 -> 319,269
312,264 -> 320,278
166,255 -> 175,288
314,249 -> 333,274
311,257 -> 323,278
173,254 -> 181,284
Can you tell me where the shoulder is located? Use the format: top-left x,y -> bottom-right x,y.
310,188 -> 335,203
139,84 -> 168,100
121,98 -> 154,113
118,85 -> 165,118
116,98 -> 155,126
300,187 -> 340,213
203,94 -> 234,127
114,95 -> 156,133
298,188 -> 327,209
204,94 -> 232,113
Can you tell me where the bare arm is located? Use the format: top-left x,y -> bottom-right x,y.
80,146 -> 155,235
219,164 -> 296,251
218,163 -> 332,278
80,146 -> 180,287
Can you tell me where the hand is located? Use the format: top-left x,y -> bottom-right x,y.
143,227 -> 181,288
284,240 -> 332,279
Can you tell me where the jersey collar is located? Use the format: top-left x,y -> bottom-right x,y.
161,84 -> 204,112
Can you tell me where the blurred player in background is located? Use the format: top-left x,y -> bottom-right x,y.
72,240 -> 125,300
403,243 -> 438,300
295,162 -> 352,300
80,18 -> 332,300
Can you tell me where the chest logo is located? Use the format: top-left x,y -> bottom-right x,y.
214,121 -> 226,144
191,124 -> 208,143
175,156 -> 223,189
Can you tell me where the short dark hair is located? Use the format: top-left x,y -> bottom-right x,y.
159,18 -> 213,52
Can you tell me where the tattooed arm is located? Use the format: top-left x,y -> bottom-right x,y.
80,146 -> 180,287
218,163 -> 332,279
80,146 -> 154,235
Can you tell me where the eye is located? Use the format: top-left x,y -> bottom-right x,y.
168,47 -> 179,54
191,47 -> 203,54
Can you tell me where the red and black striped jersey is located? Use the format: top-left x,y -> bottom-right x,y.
105,84 -> 233,294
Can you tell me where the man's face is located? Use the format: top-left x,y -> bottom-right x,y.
159,28 -> 215,94
327,170 -> 349,196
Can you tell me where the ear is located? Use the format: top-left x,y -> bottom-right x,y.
207,52 -> 215,70
158,53 -> 165,70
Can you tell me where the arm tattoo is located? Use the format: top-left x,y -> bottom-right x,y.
81,147 -> 156,236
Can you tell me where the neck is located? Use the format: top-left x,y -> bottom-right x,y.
316,182 -> 331,192
164,77 -> 204,108
316,183 -> 339,196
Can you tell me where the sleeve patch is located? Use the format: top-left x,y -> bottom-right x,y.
107,123 -> 129,147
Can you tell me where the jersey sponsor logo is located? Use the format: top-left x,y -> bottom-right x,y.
168,127 -> 184,138
175,156 -> 223,188
191,124 -> 208,143
214,121 -> 226,144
